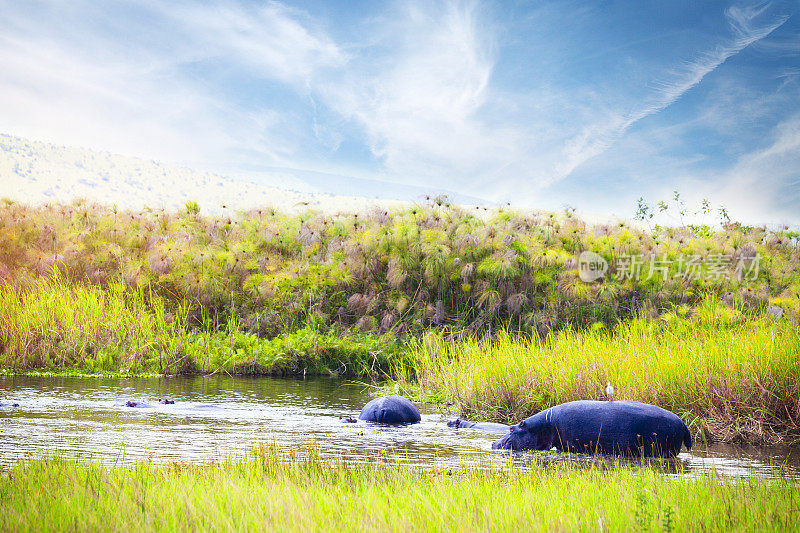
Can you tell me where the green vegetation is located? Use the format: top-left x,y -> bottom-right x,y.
2,447 -> 797,532
1,198 -> 798,443
1,197 -> 797,340
393,298 -> 800,444
0,274 -> 404,376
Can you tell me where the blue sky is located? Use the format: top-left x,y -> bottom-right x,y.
1,0 -> 799,223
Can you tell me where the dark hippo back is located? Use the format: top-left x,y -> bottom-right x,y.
358,395 -> 421,424
494,400 -> 691,457
549,400 -> 691,456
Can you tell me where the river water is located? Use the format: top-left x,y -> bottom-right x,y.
1,375 -> 797,477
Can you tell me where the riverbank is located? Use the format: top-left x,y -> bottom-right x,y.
393,300 -> 800,446
2,276 -> 799,445
1,448 -> 797,532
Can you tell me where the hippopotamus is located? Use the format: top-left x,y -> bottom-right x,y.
359,395 -> 421,424
447,418 -> 510,433
124,399 -> 176,408
492,400 -> 692,457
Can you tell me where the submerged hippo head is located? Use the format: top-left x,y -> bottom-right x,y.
492,413 -> 554,451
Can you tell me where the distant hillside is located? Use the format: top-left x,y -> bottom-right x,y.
0,134 -> 410,214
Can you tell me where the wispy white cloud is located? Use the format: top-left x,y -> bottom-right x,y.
553,4 -> 790,180
151,1 -> 346,86
0,0 -> 343,169
710,113 -> 800,222
320,1 -> 516,187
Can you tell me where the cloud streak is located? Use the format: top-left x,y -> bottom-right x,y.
554,4 -> 790,181
713,113 -> 800,222
320,1 -> 511,186
154,1 -> 346,86
0,0 -> 344,168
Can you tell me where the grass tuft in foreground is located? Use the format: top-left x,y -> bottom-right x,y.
1,447 -> 798,532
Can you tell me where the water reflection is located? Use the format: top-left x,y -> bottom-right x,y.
1,375 -> 797,478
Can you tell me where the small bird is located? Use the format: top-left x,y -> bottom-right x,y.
605,382 -> 615,400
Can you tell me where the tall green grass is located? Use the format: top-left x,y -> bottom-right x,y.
0,275 -> 406,376
395,298 -> 800,444
0,273 -> 189,373
1,448 -> 797,532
